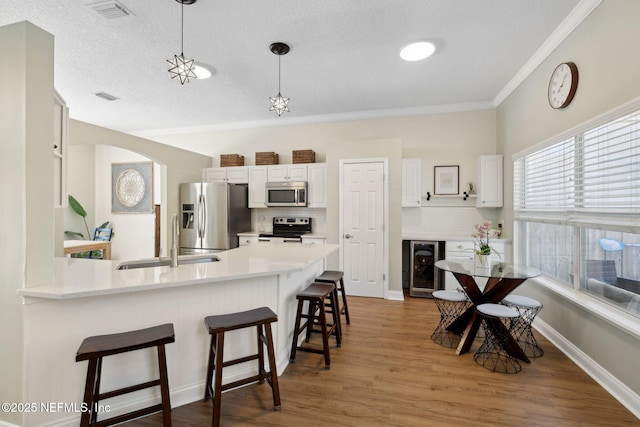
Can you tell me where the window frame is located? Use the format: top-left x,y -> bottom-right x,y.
513,97 -> 640,330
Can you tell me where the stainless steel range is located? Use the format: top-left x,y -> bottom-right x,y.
258,217 -> 312,242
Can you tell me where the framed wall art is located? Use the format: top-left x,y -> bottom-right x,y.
434,165 -> 459,195
111,161 -> 153,213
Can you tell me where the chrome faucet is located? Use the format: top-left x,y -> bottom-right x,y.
170,213 -> 179,268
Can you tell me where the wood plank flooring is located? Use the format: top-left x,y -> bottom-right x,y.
123,293 -> 639,426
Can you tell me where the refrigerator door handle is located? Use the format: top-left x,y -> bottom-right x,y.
198,194 -> 206,238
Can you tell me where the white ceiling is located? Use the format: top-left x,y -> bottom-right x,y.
1,0 -> 587,135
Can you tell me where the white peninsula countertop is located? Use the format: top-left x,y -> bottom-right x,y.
18,241 -> 338,300
19,242 -> 338,426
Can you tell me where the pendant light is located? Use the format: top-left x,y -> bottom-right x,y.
269,42 -> 290,117
167,0 -> 197,85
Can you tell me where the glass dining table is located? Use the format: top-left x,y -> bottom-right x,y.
435,259 -> 541,362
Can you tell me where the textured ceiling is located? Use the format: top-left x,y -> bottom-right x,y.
1,0 -> 583,134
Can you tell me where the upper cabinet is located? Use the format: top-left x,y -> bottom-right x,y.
248,166 -> 268,208
307,163 -> 327,208
267,164 -> 308,182
402,158 -> 422,207
476,155 -> 503,208
203,166 -> 249,183
53,91 -> 68,207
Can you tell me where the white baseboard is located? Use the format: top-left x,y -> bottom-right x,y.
386,290 -> 405,301
534,318 -> 640,419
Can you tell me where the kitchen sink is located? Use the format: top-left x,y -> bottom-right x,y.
116,255 -> 220,270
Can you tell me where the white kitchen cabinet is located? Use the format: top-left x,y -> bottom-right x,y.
301,236 -> 326,244
248,166 -> 268,208
267,164 -> 308,182
53,90 -> 68,207
402,158 -> 422,207
307,163 -> 327,208
476,155 -> 503,208
238,234 -> 259,246
203,166 -> 249,183
444,240 -> 506,291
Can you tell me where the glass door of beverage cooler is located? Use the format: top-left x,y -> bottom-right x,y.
410,241 -> 443,297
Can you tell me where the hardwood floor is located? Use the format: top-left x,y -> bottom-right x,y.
123,293 -> 639,426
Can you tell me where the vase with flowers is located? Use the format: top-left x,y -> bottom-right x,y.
472,220 -> 498,268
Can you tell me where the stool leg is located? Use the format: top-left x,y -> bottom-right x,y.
204,334 -> 217,401
257,324 -> 265,384
339,277 -> 350,324
305,301 -> 318,343
330,287 -> 342,341
157,344 -> 172,426
318,303 -> 331,369
290,299 -> 304,362
212,331 -> 225,427
264,322 -> 282,410
80,358 -> 99,427
329,290 -> 341,347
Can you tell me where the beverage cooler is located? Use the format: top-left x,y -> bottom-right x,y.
409,241 -> 445,297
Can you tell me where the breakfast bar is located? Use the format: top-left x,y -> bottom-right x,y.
18,242 -> 338,427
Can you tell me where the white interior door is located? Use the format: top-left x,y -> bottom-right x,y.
340,161 -> 385,298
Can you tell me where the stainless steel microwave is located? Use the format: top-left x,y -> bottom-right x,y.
265,181 -> 307,207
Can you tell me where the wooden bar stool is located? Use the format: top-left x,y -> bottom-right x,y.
290,282 -> 341,369
203,307 -> 281,427
474,304 -> 522,374
315,270 -> 350,325
502,294 -> 544,358
75,323 -> 175,427
431,290 -> 471,348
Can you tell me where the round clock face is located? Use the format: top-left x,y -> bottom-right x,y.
548,62 -> 578,109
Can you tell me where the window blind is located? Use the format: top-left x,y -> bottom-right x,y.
514,109 -> 640,231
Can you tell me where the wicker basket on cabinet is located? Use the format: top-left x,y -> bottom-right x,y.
256,152 -> 279,165
220,154 -> 244,167
292,150 -> 315,164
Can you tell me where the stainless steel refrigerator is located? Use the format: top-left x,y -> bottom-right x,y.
179,182 -> 251,254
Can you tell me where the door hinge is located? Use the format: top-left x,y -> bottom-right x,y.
383,274 -> 386,281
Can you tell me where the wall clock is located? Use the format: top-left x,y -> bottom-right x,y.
548,62 -> 579,109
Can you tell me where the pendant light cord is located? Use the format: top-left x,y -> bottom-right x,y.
278,55 -> 282,93
180,1 -> 184,55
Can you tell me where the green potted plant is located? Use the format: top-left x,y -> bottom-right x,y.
65,195 -> 111,258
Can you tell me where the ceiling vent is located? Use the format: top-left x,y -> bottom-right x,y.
90,1 -> 134,19
95,92 -> 119,101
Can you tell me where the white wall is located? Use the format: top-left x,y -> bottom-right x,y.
497,0 -> 640,406
0,21 -> 54,427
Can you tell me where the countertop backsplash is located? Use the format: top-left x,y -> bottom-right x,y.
402,206 -> 498,239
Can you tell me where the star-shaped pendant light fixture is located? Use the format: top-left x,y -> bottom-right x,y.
269,42 -> 291,116
167,0 -> 197,85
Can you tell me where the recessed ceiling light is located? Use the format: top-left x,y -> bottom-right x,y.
192,62 -> 213,79
399,41 -> 436,62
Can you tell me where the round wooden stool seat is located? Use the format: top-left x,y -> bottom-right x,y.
76,323 -> 175,427
203,307 -> 281,427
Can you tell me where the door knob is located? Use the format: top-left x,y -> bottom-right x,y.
344,234 -> 353,239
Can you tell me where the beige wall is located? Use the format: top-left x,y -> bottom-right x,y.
497,0 -> 640,400
67,120 -> 213,256
149,110 -> 497,293
0,22 -> 54,426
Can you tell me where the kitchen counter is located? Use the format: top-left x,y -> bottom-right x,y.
19,242 -> 337,300
18,242 -> 337,426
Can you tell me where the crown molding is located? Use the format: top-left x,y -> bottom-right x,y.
493,0 -> 602,107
